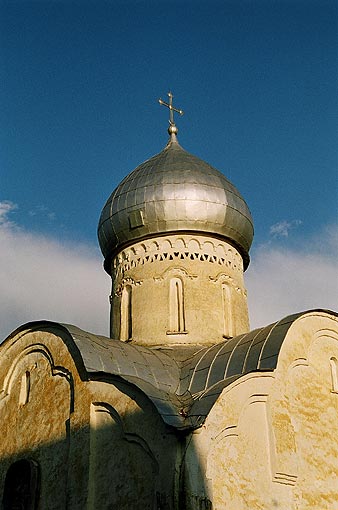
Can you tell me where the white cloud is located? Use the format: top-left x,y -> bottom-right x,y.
246,224 -> 338,329
269,219 -> 302,238
0,200 -> 18,228
0,200 -> 336,341
0,202 -> 110,341
28,204 -> 56,221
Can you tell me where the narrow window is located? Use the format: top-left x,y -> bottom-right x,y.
222,284 -> 233,338
2,459 -> 39,510
330,357 -> 338,393
169,277 -> 185,333
19,371 -> 31,405
120,285 -> 132,341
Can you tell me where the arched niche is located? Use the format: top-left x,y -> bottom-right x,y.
88,403 -> 158,509
2,459 -> 40,510
120,285 -> 132,341
168,277 -> 186,334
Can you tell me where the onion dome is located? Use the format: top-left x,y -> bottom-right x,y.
98,92 -> 253,272
98,134 -> 254,272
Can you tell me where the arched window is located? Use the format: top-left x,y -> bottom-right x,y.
222,284 -> 233,338
120,285 -> 132,341
2,459 -> 39,510
330,357 -> 338,393
168,277 -> 185,333
19,371 -> 30,406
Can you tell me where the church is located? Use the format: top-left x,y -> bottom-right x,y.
1,93 -> 337,509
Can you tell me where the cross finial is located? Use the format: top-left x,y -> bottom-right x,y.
158,91 -> 183,137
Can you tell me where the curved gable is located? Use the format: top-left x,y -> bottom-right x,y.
3,309 -> 337,430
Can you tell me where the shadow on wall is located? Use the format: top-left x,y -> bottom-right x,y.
0,411 -> 212,510
0,322 -> 213,510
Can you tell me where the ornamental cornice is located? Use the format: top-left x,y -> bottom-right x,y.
112,235 -> 243,280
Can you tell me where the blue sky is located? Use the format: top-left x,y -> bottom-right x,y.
0,0 -> 337,339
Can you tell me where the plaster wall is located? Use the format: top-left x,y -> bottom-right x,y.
0,328 -> 85,509
86,380 -> 178,510
183,312 -> 338,510
110,234 -> 249,346
3,314 -> 337,510
0,328 -> 178,510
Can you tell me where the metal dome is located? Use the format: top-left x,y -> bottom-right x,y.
98,135 -> 254,271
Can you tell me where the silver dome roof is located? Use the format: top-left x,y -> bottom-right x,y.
98,135 -> 254,271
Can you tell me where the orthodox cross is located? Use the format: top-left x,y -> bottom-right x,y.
158,92 -> 183,127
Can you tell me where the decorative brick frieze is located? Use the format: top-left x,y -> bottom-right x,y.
112,235 -> 243,280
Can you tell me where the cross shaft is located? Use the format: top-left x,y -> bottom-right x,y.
158,92 -> 183,126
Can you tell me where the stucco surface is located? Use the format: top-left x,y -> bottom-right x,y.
183,311 -> 338,509
1,311 -> 338,509
0,326 -> 178,509
110,234 -> 249,345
